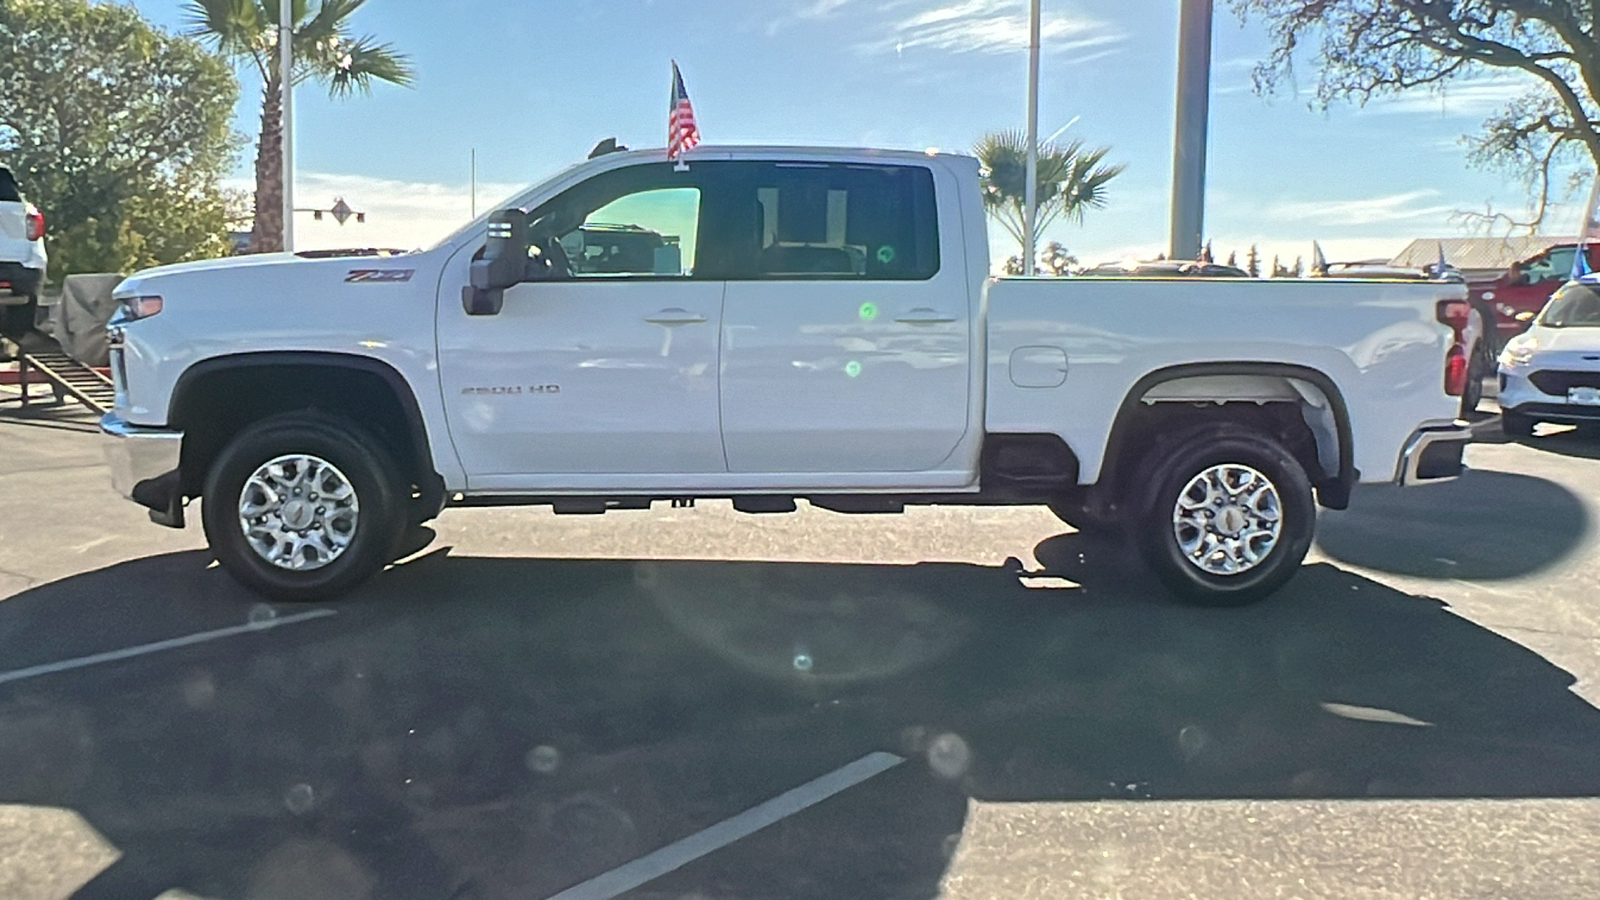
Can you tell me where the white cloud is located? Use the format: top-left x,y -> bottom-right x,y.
1362,72 -> 1538,117
798,0 -> 855,17
231,171 -> 525,252
1264,190 -> 1457,226
765,0 -> 861,35
860,0 -> 1124,58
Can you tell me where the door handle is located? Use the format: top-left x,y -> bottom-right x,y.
895,308 -> 958,325
645,308 -> 707,326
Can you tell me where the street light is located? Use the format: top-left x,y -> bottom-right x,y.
1023,0 -> 1042,276
294,198 -> 367,225
1169,0 -> 1214,262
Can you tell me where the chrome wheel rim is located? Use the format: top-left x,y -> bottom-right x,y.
238,454 -> 360,571
1172,463 -> 1283,576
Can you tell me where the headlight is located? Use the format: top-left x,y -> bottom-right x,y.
112,294 -> 163,321
1500,337 -> 1536,368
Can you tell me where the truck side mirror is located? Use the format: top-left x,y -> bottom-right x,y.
464,208 -> 530,316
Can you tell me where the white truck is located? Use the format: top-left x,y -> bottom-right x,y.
0,165 -> 47,338
100,145 -> 1471,605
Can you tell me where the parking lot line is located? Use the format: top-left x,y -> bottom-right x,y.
0,608 -> 336,687
545,750 -> 906,900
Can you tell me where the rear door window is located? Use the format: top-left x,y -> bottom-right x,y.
704,162 -> 940,281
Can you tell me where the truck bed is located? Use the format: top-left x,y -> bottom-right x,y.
984,276 -> 1467,484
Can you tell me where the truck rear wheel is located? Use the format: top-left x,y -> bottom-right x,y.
1136,425 -> 1314,607
202,412 -> 406,602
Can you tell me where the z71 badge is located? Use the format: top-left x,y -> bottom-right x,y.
345,269 -> 415,283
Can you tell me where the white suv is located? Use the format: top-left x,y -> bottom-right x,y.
0,165 -> 47,339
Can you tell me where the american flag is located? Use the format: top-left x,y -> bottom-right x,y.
668,61 -> 700,161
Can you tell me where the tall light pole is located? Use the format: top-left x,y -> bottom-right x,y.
1022,0 -> 1042,276
1169,0 -> 1213,261
280,0 -> 295,253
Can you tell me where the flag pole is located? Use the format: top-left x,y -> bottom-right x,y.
280,0 -> 294,253
1574,175 -> 1600,279
1023,0 -> 1041,276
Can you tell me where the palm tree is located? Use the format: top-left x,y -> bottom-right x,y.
186,0 -> 414,253
1039,241 -> 1078,275
973,129 -> 1124,262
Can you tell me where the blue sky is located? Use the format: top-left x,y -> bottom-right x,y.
128,0 -> 1565,267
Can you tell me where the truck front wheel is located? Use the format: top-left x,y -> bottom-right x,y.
1136,426 -> 1315,607
202,412 -> 407,602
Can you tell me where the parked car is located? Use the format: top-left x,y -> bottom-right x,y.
1497,276 -> 1600,437
1078,259 -> 1249,278
1472,243 -> 1600,344
0,165 -> 47,339
102,145 -> 1471,607
1318,262 -> 1430,280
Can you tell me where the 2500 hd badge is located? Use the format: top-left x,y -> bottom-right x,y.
460,384 -> 561,395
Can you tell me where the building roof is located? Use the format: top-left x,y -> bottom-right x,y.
1390,236 -> 1575,272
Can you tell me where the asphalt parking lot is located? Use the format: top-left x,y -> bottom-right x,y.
3,394 -> 1600,900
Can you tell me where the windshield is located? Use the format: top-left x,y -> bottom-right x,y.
1539,282 -> 1600,327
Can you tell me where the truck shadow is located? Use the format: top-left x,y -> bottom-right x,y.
1314,469 -> 1589,580
0,540 -> 1597,900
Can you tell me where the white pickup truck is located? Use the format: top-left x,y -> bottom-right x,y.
101,145 -> 1471,605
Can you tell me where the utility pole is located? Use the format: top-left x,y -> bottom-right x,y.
280,0 -> 295,253
1169,0 -> 1213,262
1022,0 -> 1042,276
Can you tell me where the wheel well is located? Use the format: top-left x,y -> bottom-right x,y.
1094,365 -> 1355,516
169,356 -> 442,515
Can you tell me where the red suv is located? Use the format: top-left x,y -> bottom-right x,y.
1472,244 -> 1600,343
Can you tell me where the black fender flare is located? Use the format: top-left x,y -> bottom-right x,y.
1098,362 -> 1357,510
169,350 -> 444,514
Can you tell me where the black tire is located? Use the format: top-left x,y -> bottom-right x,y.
1135,425 -> 1315,607
0,294 -> 37,340
1459,342 -> 1486,419
202,411 -> 407,602
1501,410 -> 1535,439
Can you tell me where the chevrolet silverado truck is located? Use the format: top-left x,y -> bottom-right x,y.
101,145 -> 1472,606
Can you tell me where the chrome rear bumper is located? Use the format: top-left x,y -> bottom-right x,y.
1395,421 -> 1473,486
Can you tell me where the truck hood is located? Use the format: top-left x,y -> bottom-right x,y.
115,251 -> 425,298
1527,325 -> 1600,353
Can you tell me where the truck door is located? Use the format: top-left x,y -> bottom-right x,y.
436,164 -> 726,486
715,161 -> 970,473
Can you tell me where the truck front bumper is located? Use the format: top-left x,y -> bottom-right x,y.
1395,420 -> 1473,485
101,413 -> 186,527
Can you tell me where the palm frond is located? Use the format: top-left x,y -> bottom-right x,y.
296,0 -> 367,52
972,128 -> 1123,254
323,35 -> 415,96
183,0 -> 267,57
